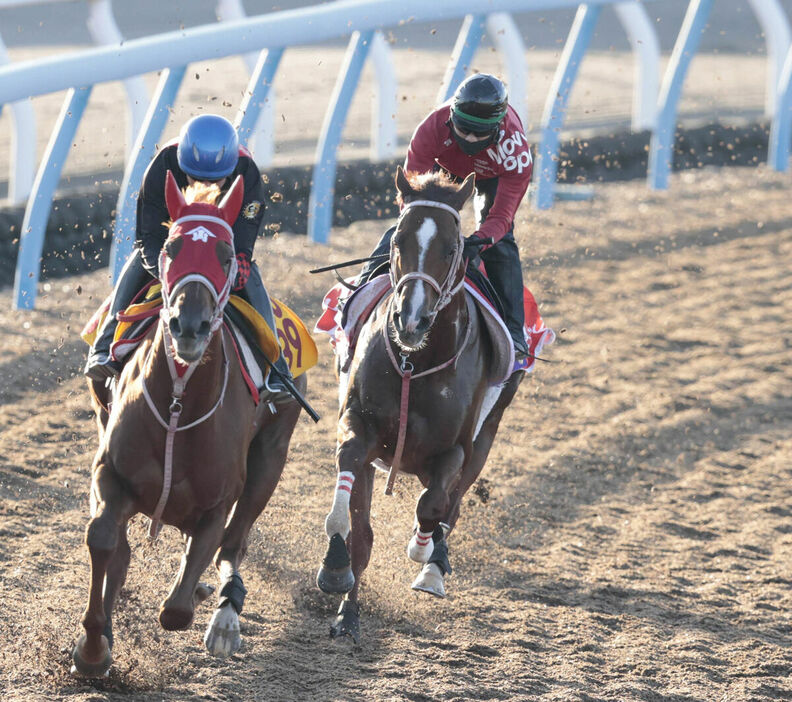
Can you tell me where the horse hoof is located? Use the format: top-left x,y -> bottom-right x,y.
329,600 -> 360,644
204,603 -> 241,658
317,565 -> 355,594
71,635 -> 112,677
159,605 -> 194,631
317,533 -> 355,594
411,562 -> 446,598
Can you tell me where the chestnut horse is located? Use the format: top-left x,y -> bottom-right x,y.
316,167 -> 523,642
72,173 -> 306,676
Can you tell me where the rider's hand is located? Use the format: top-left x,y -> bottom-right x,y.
233,252 -> 251,291
463,233 -> 490,259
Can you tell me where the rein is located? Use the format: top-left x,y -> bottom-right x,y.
381,198 -> 469,496
142,322 -> 231,539
144,213 -> 237,539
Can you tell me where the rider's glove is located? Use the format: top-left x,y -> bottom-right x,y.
233,252 -> 251,291
463,233 -> 491,260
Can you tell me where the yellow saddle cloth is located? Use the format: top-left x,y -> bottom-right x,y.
81,283 -> 317,379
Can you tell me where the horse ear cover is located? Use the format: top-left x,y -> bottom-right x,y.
218,175 -> 245,225
164,170 -> 187,222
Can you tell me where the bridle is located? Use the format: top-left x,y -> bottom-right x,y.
143,213 -> 238,539
158,213 -> 238,335
388,199 -> 466,319
381,198 -> 472,497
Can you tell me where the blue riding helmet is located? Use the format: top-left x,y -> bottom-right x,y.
177,114 -> 239,180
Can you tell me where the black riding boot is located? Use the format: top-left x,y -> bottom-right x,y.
242,263 -> 293,398
479,234 -> 529,359
84,250 -> 152,380
357,225 -> 395,284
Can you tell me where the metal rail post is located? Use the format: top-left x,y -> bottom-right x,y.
109,67 -> 186,281
370,31 -> 399,161
486,13 -> 527,127
769,45 -> 792,171
308,30 -> 374,244
647,0 -> 714,190
13,86 -> 92,309
0,34 -> 36,205
613,1 -> 660,132
534,4 -> 602,210
747,0 -> 792,118
438,14 -> 486,103
236,48 -> 284,151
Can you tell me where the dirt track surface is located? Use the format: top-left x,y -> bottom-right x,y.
0,164 -> 790,701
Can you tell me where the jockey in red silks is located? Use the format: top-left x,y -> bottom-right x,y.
84,114 -> 293,395
359,73 -> 533,360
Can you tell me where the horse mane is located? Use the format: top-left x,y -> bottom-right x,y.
397,170 -> 459,207
184,181 -> 222,206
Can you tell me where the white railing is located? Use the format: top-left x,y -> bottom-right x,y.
1,0 -> 791,309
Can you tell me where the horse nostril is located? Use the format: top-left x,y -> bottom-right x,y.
418,315 -> 432,332
169,318 -> 181,336
198,321 -> 210,336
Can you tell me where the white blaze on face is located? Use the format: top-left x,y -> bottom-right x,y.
407,216 -> 438,315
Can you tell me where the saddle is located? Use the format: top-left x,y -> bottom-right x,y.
82,283 -> 318,404
314,269 -> 554,385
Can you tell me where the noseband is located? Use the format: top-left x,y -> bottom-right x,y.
389,199 -> 465,316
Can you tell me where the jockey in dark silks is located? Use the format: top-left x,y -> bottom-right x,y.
84,113 -> 293,394
360,73 -> 533,360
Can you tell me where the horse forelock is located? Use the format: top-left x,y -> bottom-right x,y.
185,181 -> 222,206
397,171 -> 461,210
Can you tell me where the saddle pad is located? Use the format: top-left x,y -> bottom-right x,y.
315,276 -> 552,385
314,275 -> 391,369
82,291 -> 318,381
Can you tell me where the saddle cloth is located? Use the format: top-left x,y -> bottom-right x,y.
314,274 -> 554,386
82,283 -> 318,403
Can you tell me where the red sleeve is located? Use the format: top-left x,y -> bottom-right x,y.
476,163 -> 533,244
404,110 -> 442,174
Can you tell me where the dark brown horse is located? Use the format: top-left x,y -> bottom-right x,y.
73,173 -> 306,676
316,167 -> 523,642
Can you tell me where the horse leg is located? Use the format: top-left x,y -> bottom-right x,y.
98,520 -> 132,652
410,445 -> 465,598
72,462 -> 134,677
330,463 -> 375,645
316,409 -> 372,595
204,406 -> 300,658
159,505 -> 227,631
446,373 -> 523,532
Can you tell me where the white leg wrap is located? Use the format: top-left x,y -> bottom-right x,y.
324,471 -> 355,539
407,528 -> 435,563
204,604 -> 241,658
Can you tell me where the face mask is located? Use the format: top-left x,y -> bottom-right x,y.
452,129 -> 496,156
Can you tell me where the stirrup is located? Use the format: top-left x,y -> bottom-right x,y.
84,352 -> 121,381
